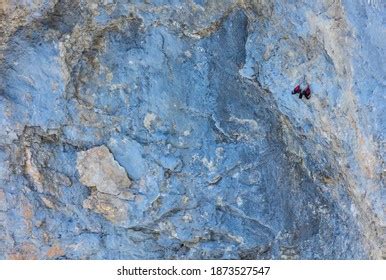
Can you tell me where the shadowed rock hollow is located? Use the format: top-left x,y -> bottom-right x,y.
0,0 -> 385,259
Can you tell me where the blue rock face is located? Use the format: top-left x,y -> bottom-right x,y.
0,0 -> 384,259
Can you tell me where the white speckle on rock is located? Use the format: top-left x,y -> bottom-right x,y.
236,196 -> 243,206
144,112 -> 157,132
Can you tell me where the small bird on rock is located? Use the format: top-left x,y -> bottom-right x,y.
299,85 -> 311,99
291,84 -> 311,99
292,84 -> 301,95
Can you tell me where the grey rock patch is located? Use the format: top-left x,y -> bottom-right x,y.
0,189 -> 7,212
76,145 -> 132,196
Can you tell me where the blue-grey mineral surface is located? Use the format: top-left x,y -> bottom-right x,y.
0,0 -> 385,259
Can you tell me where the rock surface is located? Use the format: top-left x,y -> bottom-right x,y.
0,0 -> 385,259
77,145 -> 132,196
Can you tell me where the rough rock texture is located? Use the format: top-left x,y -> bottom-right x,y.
77,145 -> 133,225
0,0 -> 385,259
77,145 -> 132,196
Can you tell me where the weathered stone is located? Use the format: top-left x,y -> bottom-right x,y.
46,244 -> 65,259
107,137 -> 146,180
0,0 -> 384,260
0,189 -> 7,212
76,145 -> 132,196
143,113 -> 157,132
24,148 -> 44,193
83,190 -> 129,226
8,243 -> 38,260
